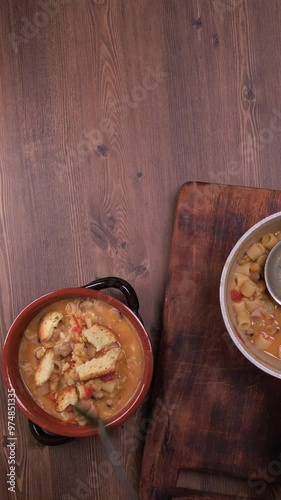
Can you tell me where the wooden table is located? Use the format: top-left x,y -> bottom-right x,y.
1,1 -> 281,499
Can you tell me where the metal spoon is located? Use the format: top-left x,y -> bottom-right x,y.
264,240 -> 281,305
75,406 -> 139,500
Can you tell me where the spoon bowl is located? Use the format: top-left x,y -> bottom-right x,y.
264,240 -> 281,305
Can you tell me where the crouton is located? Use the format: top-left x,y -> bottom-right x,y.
55,386 -> 78,412
83,325 -> 117,352
76,347 -> 120,381
35,348 -> 54,386
38,311 -> 63,342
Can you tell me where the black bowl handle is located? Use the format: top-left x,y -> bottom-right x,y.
29,276 -> 140,446
83,276 -> 140,317
28,420 -> 74,446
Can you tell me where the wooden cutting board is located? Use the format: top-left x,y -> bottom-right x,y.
140,182 -> 281,500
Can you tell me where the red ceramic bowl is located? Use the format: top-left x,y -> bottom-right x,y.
2,278 -> 153,438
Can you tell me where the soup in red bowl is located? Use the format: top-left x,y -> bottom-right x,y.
2,278 -> 153,438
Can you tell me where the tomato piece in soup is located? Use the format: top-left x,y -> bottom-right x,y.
231,289 -> 243,302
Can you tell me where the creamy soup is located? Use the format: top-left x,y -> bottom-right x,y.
231,231 -> 281,359
19,298 -> 144,425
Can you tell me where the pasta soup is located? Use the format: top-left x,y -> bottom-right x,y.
231,231 -> 281,359
19,298 -> 144,425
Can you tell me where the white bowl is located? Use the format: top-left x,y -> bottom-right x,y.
220,211 -> 281,378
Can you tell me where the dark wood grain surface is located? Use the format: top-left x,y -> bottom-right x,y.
2,1 -> 281,499
140,183 -> 281,500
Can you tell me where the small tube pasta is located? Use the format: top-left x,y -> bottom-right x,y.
234,273 -> 248,288
250,262 -> 263,274
238,255 -> 250,265
232,232 -> 281,358
240,279 -> 257,298
236,263 -> 251,276
261,232 -> 278,250
244,299 -> 260,312
254,333 -> 274,351
246,242 -> 266,261
236,310 -> 250,330
256,254 -> 267,266
233,300 -> 246,313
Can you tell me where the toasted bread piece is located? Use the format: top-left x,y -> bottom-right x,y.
76,347 -> 120,382
55,386 -> 78,412
83,325 -> 117,352
35,348 -> 54,386
38,311 -> 63,342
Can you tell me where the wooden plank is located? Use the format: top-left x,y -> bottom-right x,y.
140,182 -> 281,499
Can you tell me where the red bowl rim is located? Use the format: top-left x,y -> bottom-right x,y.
2,287 -> 154,437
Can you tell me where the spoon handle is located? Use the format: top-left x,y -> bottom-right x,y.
76,408 -> 139,500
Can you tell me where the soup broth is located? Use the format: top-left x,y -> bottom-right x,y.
19,298 -> 144,425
